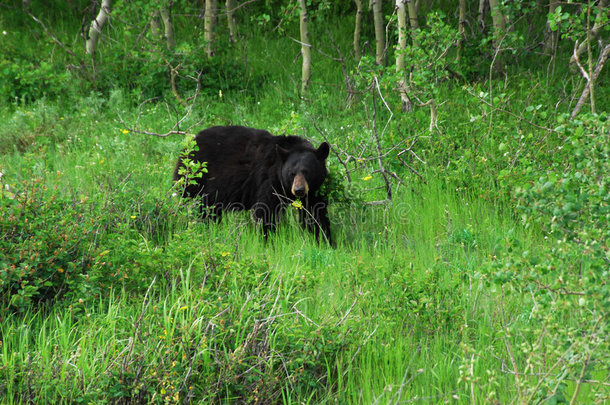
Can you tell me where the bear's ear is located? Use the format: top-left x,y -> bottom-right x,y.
276,145 -> 291,161
316,142 -> 330,161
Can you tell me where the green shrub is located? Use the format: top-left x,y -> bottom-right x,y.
0,179 -> 100,310
479,113 -> 609,403
0,173 -> 186,311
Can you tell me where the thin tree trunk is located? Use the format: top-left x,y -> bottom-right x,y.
151,10 -> 162,38
396,0 -> 411,111
372,0 -> 385,65
489,0 -> 507,68
489,0 -> 506,36
159,6 -> 176,49
86,0 -> 112,57
298,0 -> 311,94
544,0 -> 559,55
226,0 -> 237,43
406,0 -> 419,42
458,0 -> 467,63
396,0 -> 407,72
205,0 -> 217,57
478,0 -> 486,30
354,0 -> 363,60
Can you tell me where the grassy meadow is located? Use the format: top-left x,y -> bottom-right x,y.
1,1 -> 609,403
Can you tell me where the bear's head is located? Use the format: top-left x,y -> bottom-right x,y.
279,142 -> 330,198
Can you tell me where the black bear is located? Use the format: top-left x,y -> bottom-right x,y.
173,126 -> 332,244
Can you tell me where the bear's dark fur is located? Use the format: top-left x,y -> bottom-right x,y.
173,126 -> 332,244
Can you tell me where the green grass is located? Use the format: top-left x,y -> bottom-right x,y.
0,138 -> 539,402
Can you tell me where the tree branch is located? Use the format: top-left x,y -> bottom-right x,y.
571,42 -> 610,118
26,11 -> 80,61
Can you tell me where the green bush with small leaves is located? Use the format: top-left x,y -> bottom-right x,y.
0,179 -> 100,310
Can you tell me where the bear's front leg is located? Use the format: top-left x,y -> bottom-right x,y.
252,200 -> 281,240
301,195 -> 333,246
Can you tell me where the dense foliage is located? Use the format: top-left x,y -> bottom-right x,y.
0,0 -> 608,403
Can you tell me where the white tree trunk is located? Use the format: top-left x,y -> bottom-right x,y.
458,0 -> 466,61
478,0 -> 486,29
406,0 -> 418,34
226,0 -> 237,43
354,0 -> 363,60
298,0 -> 311,94
372,0 -> 385,65
151,10 -> 162,38
160,6 -> 176,49
205,0 -> 217,57
489,0 -> 506,37
396,0 -> 412,111
86,0 -> 112,56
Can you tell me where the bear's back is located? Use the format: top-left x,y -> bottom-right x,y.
194,126 -> 274,163
194,126 -> 315,165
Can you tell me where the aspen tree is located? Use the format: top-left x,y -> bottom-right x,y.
371,0 -> 385,65
298,0 -> 311,93
205,0 -> 217,57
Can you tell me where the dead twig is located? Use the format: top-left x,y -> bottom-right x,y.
334,289 -> 361,327
465,87 -> 555,133
532,279 -> 586,296
292,298 -> 320,327
326,29 -> 357,105
166,60 -> 188,108
27,11 -> 79,59
372,76 -> 393,201
311,121 -> 352,183
116,70 -> 205,137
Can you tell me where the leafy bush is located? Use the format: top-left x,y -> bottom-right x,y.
0,172 -> 187,311
0,179 -> 101,310
0,48 -> 76,103
477,113 -> 609,403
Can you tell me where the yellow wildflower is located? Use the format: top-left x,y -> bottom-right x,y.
120,129 -> 129,135
292,200 -> 303,210
362,176 -> 372,181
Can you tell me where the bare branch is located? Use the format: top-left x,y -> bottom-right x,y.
572,40 -> 591,82
335,289 -> 361,327
116,70 -> 205,138
26,11 -> 81,61
571,43 -> 610,118
465,87 -> 556,133
223,0 -> 260,15
372,76 -> 393,201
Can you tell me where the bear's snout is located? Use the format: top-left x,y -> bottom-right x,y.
291,173 -> 309,197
